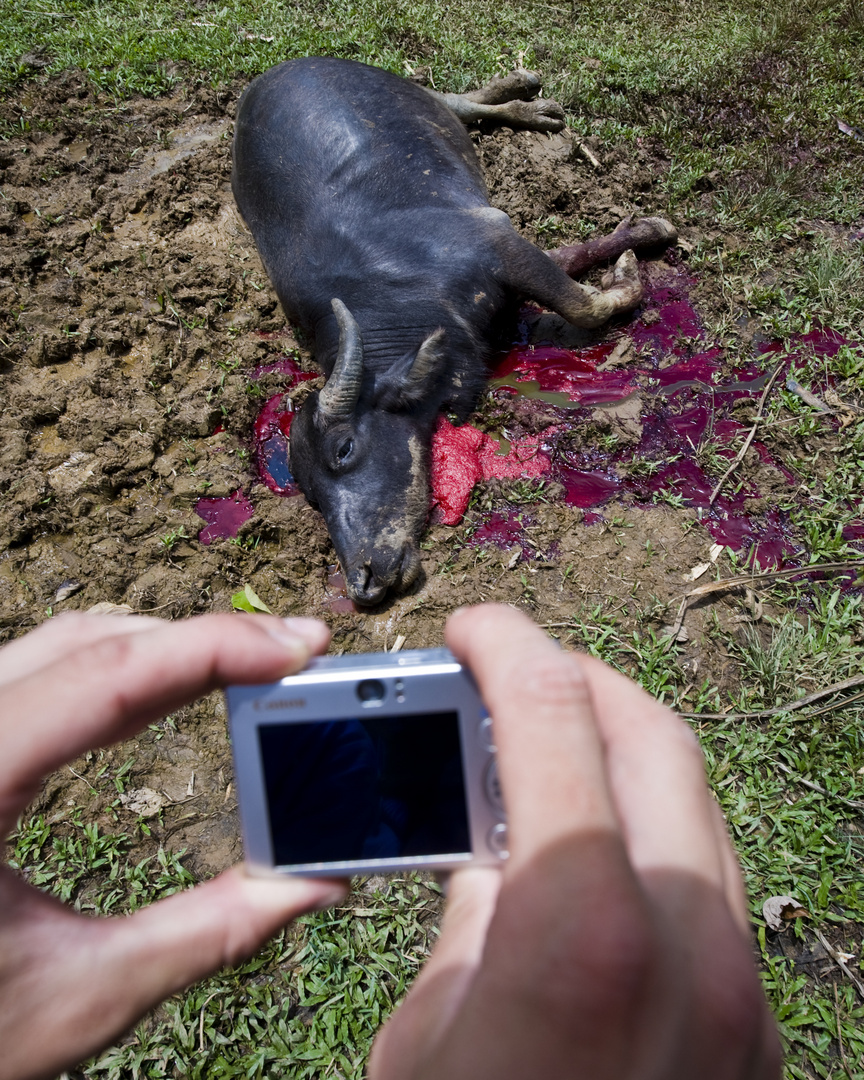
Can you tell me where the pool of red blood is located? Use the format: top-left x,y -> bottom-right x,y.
194,358 -> 314,540
196,267 -> 858,572
196,489 -> 255,545
493,343 -> 633,403
251,358 -> 319,495
480,268 -> 857,570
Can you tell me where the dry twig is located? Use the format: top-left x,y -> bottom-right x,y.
668,560 -> 864,642
678,673 -> 864,721
199,991 -> 223,1053
773,760 -> 864,813
708,364 -> 784,507
807,688 -> 864,718
813,928 -> 864,1001
67,765 -> 98,794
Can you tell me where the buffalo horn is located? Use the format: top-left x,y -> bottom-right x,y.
319,298 -> 364,417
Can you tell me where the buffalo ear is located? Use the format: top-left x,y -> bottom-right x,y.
374,329 -> 447,409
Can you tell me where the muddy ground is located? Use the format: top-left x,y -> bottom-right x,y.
0,70 -> 850,877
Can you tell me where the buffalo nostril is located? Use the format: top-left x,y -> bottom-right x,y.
347,564 -> 387,607
398,543 -> 421,588
352,583 -> 387,606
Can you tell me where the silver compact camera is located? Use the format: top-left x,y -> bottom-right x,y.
226,648 -> 508,876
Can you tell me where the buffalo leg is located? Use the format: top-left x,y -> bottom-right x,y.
462,69 -> 544,104
438,95 -> 565,132
428,69 -> 565,133
546,216 -> 678,276
492,221 -> 646,329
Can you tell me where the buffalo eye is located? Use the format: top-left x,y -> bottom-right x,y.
336,438 -> 354,463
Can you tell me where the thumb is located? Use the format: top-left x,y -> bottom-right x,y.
369,868 -> 500,1079
2,868 -> 346,1080
112,866 -> 348,1003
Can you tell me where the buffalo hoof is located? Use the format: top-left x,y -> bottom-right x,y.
600,248 -> 640,291
498,98 -> 566,133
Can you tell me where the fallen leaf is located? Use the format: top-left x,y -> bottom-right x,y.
685,562 -> 711,582
119,787 -> 168,818
598,336 -> 634,370
709,543 -> 724,562
837,117 -> 864,142
763,894 -> 809,931
54,580 -> 83,603
87,602 -> 134,616
786,377 -> 832,413
231,584 -> 272,614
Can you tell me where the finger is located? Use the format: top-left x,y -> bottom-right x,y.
711,799 -> 752,936
369,869 -> 500,1078
445,604 -> 619,869
0,866 -> 346,1080
115,865 -> 347,998
420,867 -> 500,984
573,654 -> 727,894
0,613 -> 330,826
0,612 -> 162,685
0,611 -> 331,686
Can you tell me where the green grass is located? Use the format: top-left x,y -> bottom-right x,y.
10,811 -> 195,912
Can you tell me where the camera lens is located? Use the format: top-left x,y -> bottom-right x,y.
356,678 -> 386,704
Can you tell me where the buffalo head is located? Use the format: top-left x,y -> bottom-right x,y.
289,299 -> 448,607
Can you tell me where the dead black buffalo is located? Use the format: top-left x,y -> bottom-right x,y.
232,57 -> 676,605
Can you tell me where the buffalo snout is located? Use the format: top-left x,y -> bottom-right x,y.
345,541 -> 421,607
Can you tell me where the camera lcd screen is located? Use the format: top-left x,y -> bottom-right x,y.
259,711 -> 471,866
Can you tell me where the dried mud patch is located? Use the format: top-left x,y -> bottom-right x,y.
0,75 -> 847,878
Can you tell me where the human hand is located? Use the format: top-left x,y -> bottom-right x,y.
369,604 -> 781,1079
0,612 -> 347,1080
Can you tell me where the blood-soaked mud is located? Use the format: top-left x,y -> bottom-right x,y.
0,71 -> 858,879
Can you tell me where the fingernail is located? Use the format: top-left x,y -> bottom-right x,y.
280,617 -> 328,648
263,624 -> 309,656
309,883 -> 348,911
265,617 -> 327,655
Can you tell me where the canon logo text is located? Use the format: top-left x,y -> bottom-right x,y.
253,698 -> 307,710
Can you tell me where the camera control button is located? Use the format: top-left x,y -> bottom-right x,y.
478,715 -> 496,752
484,758 -> 504,814
487,823 -> 509,859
